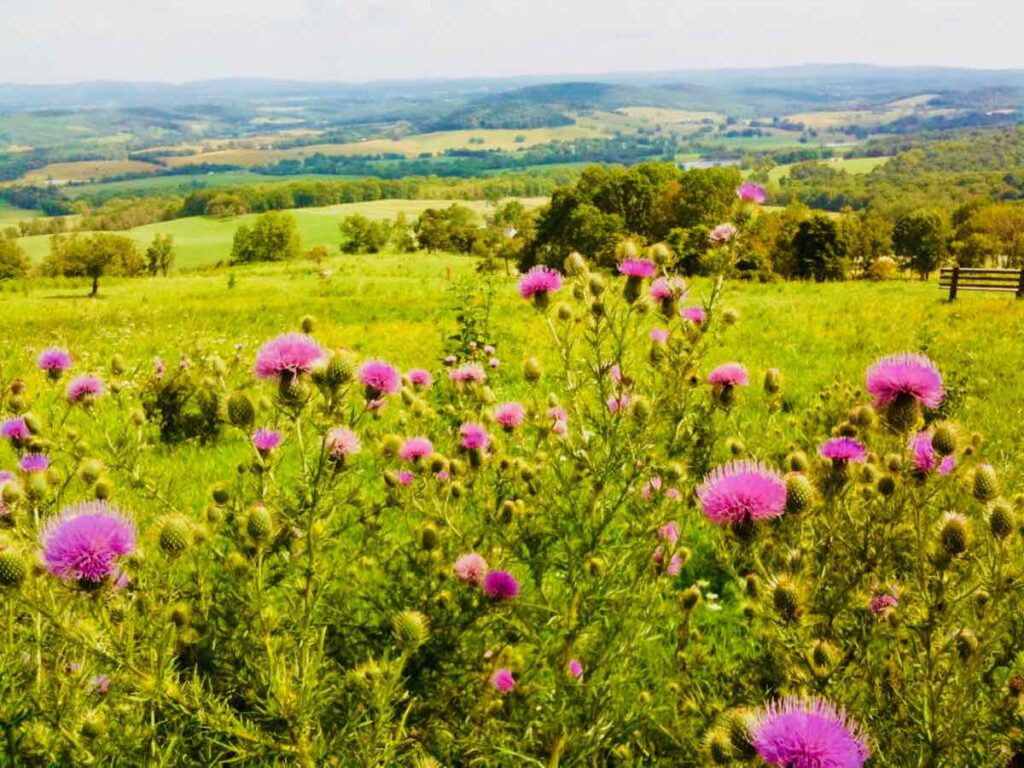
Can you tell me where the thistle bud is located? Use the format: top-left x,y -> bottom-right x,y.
588,274 -> 605,297
523,357 -> 543,383
987,499 -> 1014,539
158,516 -> 192,557
939,513 -> 969,557
246,505 -> 272,542
744,573 -> 759,598
22,413 -> 42,434
168,602 -> 192,627
850,405 -> 876,428
392,610 -> 431,651
226,393 -> 255,429
680,585 -> 701,611
725,437 -> 745,457
721,308 -> 739,326
763,367 -> 782,395
786,451 -> 809,473
954,628 -> 978,661
631,395 -> 651,423
564,251 -> 587,276
772,578 -> 800,622
110,354 -> 127,376
785,473 -> 813,514
973,464 -> 998,503
380,434 -> 402,459
300,315 -> 316,334
3,481 -> 24,505
80,459 -> 104,485
876,474 -> 897,497
883,393 -> 920,433
417,521 -> 439,551
706,731 -> 733,765
556,303 -> 573,321
0,550 -> 28,587
210,483 -> 230,506
931,424 -> 958,457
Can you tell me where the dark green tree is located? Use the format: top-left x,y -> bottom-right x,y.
792,213 -> 848,282
145,233 -> 175,276
231,212 -> 302,264
893,209 -> 948,279
0,237 -> 29,281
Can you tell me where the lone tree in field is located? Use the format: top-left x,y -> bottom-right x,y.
146,233 -> 175,276
792,213 -> 848,282
45,233 -> 144,296
338,214 -> 393,254
0,237 -> 30,281
893,208 -> 948,279
231,212 -> 302,264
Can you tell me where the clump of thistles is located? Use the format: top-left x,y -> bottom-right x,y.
449,363 -> 486,384
749,696 -> 870,768
41,501 -> 137,586
518,266 -> 563,308
254,333 -> 325,381
697,460 -> 787,533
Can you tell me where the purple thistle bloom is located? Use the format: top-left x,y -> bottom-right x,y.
41,502 -> 136,584
495,402 -> 525,430
491,668 -> 516,693
909,431 -> 937,473
325,426 -> 361,459
866,353 -> 944,410
454,553 -> 488,584
358,360 -> 401,397
518,266 -> 563,300
88,674 -> 111,696
399,436 -> 433,462
38,347 -> 72,375
407,368 -> 433,389
66,375 -> 104,404
939,456 -> 957,475
707,363 -> 749,387
253,333 -> 325,381
19,453 -> 49,473
449,363 -> 486,383
483,570 -> 519,600
650,276 -> 687,301
697,460 -> 787,526
750,696 -> 870,768
710,222 -> 738,243
1,417 -> 30,442
396,470 -> 414,486
682,305 -> 706,325
650,328 -> 669,343
617,258 -> 657,279
869,593 -> 899,616
737,182 -> 767,204
460,422 -> 490,451
568,659 -> 584,679
819,437 -> 867,463
0,471 -> 12,484
252,428 -> 283,454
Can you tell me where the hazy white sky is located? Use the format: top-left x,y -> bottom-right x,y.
0,0 -> 1022,84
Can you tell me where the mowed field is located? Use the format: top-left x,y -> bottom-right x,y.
768,155 -> 891,183
22,159 -> 164,183
15,197 -> 549,268
1,259 -> 1022,484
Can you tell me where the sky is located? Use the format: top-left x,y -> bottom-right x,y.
1,0 -> 1022,84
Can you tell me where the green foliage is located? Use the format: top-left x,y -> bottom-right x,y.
0,236 -> 29,280
413,204 -> 480,253
42,232 -> 144,295
231,211 -> 302,264
793,213 -> 849,281
338,213 -> 393,254
893,208 -> 949,278
145,233 -> 175,276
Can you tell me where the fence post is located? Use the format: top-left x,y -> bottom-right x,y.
1017,268 -> 1024,299
948,266 -> 959,302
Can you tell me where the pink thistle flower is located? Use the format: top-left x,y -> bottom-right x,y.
710,223 -> 738,243
444,355 -> 458,366
325,426 -> 361,460
18,453 -> 49,474
658,521 -> 680,545
459,422 -> 490,451
399,436 -> 433,462
1,417 -> 30,442
650,276 -> 687,301
697,460 -> 787,526
491,668 -> 516,693
489,357 -> 500,368
41,501 -> 136,584
154,357 -> 165,379
495,402 -> 525,431
88,674 -> 111,696
518,266 -> 563,306
568,659 -> 584,679
66,375 -> 104,404
617,258 -> 657,279
750,696 -> 870,768
708,363 -> 749,387
869,593 -> 899,616
359,360 -> 400,397
484,344 -> 496,355
454,553 -> 488,584
819,437 -> 867,463
482,570 -> 519,600
652,546 -> 682,575
396,470 -> 415,486
865,353 -> 944,410
38,347 -> 72,376
607,394 -> 631,413
252,428 -> 283,454
737,182 -> 767,204
909,431 -> 937,473
407,368 -> 433,389
254,333 -> 325,381
939,456 -> 957,475
449,363 -> 486,383
682,305 -> 706,325
650,328 -> 670,343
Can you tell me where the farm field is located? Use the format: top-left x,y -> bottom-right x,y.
14,197 -> 549,268
22,159 -> 164,183
768,155 -> 891,183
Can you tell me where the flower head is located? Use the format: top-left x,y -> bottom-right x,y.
650,276 -> 687,301
697,460 -> 787,526
399,437 -> 433,462
254,333 -> 325,381
869,593 -> 899,616
19,453 -> 49,473
89,674 -> 111,696
359,360 -> 400,397
449,363 -> 486,383
650,328 -> 670,343
518,266 -> 563,301
454,553 -> 488,584
866,353 -> 944,410
482,569 -> 519,600
67,375 -> 104,404
491,668 -> 516,693
738,182 -> 767,204
495,402 -> 525,431
568,659 -> 584,679
396,470 -> 414,486
252,428 -> 283,454
618,258 -> 657,279
750,696 -> 870,768
325,426 -> 361,459
710,222 -> 738,243
38,347 -> 72,375
41,502 -> 136,584
708,363 -> 749,387
682,306 -> 706,325
819,437 -> 867,463
459,422 -> 490,451
407,368 -> 433,389
1,417 -> 30,442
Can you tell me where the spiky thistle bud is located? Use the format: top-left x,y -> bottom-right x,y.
931,424 -> 958,457
705,730 -> 733,765
850,404 -> 876,428
556,303 -> 573,321
91,479 -> 110,500
939,513 -> 969,557
763,367 -> 782,395
523,357 -> 543,383
158,516 -> 192,557
771,577 -> 801,622
226,393 -> 255,429
723,709 -> 758,759
955,628 -> 978,661
786,450 -> 809,473
987,499 -> 1014,539
564,251 -> 587,276
392,610 -> 431,651
80,459 -> 104,485
300,315 -> 315,334
680,586 -> 701,611
588,274 -> 605,297
884,392 -> 920,433
168,602 -> 192,627
246,505 -> 272,542
785,473 -> 812,514
876,474 -> 897,497
210,483 -> 230,506
973,464 -> 998,503
417,521 -> 439,551
411,757 -> 442,768
725,437 -> 745,457
0,550 -> 28,587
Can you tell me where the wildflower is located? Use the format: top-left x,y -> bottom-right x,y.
253,333 -> 325,381
547,406 -> 568,437
482,570 -> 519,600
518,266 -> 563,308
568,659 -> 584,679
454,553 -> 488,584
41,501 -> 136,584
88,675 -> 111,696
67,375 -> 104,404
399,437 -> 433,462
408,368 -> 433,389
607,394 -> 631,413
396,470 -> 414,486
657,521 -> 680,545
909,431 -> 957,476
459,422 -> 490,451
38,347 -> 72,378
697,460 -> 787,527
489,357 -> 500,368
495,402 -> 525,431
650,328 -> 669,343
819,437 -> 867,464
325,426 -> 361,460
0,417 -> 30,443
449,363 -> 486,383
617,259 -> 657,279
866,353 -> 943,431
491,668 -> 516,693
737,182 -> 767,204
708,363 -> 749,407
154,357 -> 165,379
252,428 -> 283,455
682,305 -> 706,325
18,454 -> 49,474
710,223 -> 738,243
359,360 -> 401,397
869,593 -> 899,617
750,697 -> 869,768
